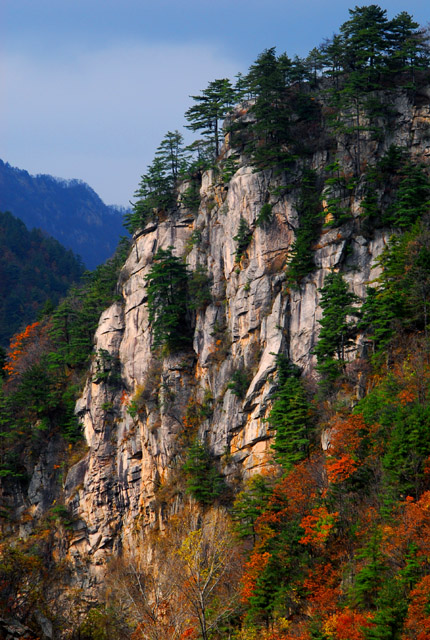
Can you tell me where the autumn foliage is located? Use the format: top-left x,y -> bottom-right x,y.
237,328 -> 430,639
3,322 -> 41,378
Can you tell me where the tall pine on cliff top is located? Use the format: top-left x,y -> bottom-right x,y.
185,78 -> 236,157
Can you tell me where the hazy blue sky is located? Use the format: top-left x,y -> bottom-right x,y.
1,0 -> 429,206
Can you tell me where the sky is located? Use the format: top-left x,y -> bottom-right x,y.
1,1 -> 429,207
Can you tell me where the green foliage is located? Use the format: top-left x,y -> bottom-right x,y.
227,368 -> 250,399
349,530 -> 387,610
286,169 -> 321,286
361,146 -> 409,226
124,157 -> 175,233
49,236 -> 130,370
322,161 -> 356,226
382,401 -> 430,499
244,48 -> 295,171
0,236 -> 130,481
222,155 -> 240,183
314,271 -> 360,384
155,130 -> 188,180
232,475 -> 272,539
183,438 -> 225,504
185,78 -> 236,157
384,162 -> 430,228
0,210 -> 84,347
355,365 -> 430,501
269,366 -> 312,470
180,179 -> 201,212
78,606 -> 128,640
49,503 -> 74,529
92,349 -> 121,386
188,265 -> 212,311
124,131 -> 189,233
145,247 -> 191,352
360,221 -> 430,357
358,286 -> 400,356
233,217 -> 253,263
365,578 -> 408,640
255,203 -> 273,228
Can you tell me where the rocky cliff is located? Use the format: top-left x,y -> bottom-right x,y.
50,86 -> 430,596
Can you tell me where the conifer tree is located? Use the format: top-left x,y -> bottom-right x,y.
183,438 -> 224,504
269,373 -> 311,471
233,217 -> 253,263
185,78 -> 236,157
245,48 -> 292,169
314,271 -> 360,383
145,247 -> 190,352
155,130 -> 188,180
340,5 -> 390,79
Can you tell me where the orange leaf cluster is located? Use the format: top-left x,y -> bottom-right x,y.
325,608 -> 374,640
303,562 -> 339,614
326,453 -> 359,484
258,457 -> 320,529
4,322 -> 40,378
326,414 -> 366,457
241,551 -> 271,604
179,628 -> 197,640
402,575 -> 430,640
299,506 -> 339,548
398,388 -> 417,406
324,414 -> 371,484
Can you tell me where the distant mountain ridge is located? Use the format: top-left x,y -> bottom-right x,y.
0,160 -> 127,269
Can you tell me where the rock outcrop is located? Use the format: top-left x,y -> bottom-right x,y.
59,88 -> 430,587
4,86 -> 430,618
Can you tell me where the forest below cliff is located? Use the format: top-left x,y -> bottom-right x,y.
2,5 -> 430,640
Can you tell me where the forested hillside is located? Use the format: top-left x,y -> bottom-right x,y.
0,211 -> 84,346
1,5 -> 430,640
0,160 -> 127,269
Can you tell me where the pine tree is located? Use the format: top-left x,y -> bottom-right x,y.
269,374 -> 311,471
145,247 -> 191,352
233,217 -> 253,263
314,271 -> 360,383
125,133 -> 189,233
384,163 -> 430,228
387,11 -> 430,78
185,78 -> 236,157
155,130 -> 188,180
182,438 -> 224,505
340,5 -> 390,81
245,48 -> 292,170
286,169 -> 321,286
232,475 -> 272,540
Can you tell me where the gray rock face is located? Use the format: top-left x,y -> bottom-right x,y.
49,90 -> 430,586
